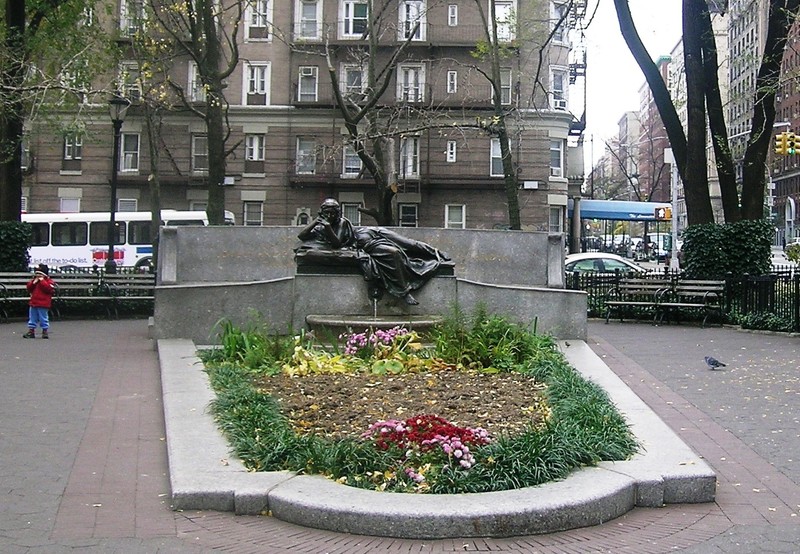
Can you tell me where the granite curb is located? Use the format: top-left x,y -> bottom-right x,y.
157,338 -> 716,539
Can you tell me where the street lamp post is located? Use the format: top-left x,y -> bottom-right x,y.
106,94 -> 130,274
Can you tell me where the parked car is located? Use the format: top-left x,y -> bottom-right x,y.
565,252 -> 649,275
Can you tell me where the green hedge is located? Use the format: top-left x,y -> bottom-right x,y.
0,221 -> 31,271
682,220 -> 771,279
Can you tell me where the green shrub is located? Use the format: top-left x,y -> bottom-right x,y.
0,221 -> 31,271
683,220 -> 771,278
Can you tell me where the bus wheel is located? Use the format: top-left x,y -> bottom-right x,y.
135,257 -> 153,272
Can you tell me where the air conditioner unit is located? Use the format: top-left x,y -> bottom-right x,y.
301,67 -> 316,77
553,98 -> 567,110
550,167 -> 562,178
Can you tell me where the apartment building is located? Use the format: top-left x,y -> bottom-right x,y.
20,0 -> 583,232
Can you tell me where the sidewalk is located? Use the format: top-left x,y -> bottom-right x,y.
1,318 -> 798,553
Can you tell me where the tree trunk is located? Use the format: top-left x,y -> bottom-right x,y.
682,0 -> 714,225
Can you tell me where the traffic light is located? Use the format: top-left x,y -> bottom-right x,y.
775,132 -> 788,156
788,132 -> 797,155
654,207 -> 672,220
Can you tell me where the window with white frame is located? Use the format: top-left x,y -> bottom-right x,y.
247,0 -> 271,40
245,63 -> 270,105
296,137 -> 317,174
399,0 -> 425,40
188,62 -> 206,102
551,67 -> 567,110
445,204 -> 465,229
448,4 -> 458,26
245,134 -> 266,173
550,139 -> 563,178
20,136 -> 30,171
243,201 -> 264,226
192,135 -> 208,173
60,197 -> 81,213
400,136 -> 420,179
342,202 -> 362,225
343,144 -> 362,177
397,63 -> 425,102
298,66 -> 318,102
341,64 -> 365,96
64,135 -> 82,160
21,195 -> 28,213
296,0 -> 321,39
399,204 -> 418,227
446,70 -> 457,93
119,62 -> 141,102
552,2 -> 567,43
121,133 -> 140,172
549,206 -> 563,233
492,69 -> 512,104
446,140 -> 457,162
120,0 -> 144,35
494,1 -> 516,41
341,0 -> 368,37
490,138 -> 503,176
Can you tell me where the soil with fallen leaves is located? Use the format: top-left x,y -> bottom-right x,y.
254,367 -> 550,440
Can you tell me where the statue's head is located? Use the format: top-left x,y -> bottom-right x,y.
320,198 -> 341,223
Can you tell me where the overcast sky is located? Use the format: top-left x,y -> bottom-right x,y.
576,1 -> 683,170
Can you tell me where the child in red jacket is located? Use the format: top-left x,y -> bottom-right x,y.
24,264 -> 56,339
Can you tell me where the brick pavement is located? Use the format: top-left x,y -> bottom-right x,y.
1,318 -> 798,553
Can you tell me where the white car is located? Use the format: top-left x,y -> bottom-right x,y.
565,252 -> 648,275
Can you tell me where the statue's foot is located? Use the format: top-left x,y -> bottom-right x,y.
404,293 -> 419,305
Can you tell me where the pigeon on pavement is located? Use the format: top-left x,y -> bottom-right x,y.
704,356 -> 727,370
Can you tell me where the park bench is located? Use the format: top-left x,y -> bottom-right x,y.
604,277 -> 672,324
103,272 -> 156,318
52,272 -> 113,319
0,272 -> 36,321
657,279 -> 726,328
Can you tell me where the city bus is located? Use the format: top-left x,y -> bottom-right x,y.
22,210 -> 235,270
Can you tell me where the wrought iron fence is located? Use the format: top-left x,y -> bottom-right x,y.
566,268 -> 800,332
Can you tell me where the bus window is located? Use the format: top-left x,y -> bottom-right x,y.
52,222 -> 88,246
89,221 -> 125,246
164,219 -> 204,226
128,221 -> 152,245
30,223 -> 49,246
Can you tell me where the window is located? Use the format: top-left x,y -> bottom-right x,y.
400,136 -> 420,179
341,64 -> 365,96
89,221 -> 125,246
247,0 -> 271,40
342,0 -> 368,37
495,1 -> 516,41
446,140 -> 457,162
399,204 -> 418,227
493,69 -> 512,105
21,195 -> 29,214
188,62 -> 206,102
245,134 -> 266,173
343,144 -> 362,177
397,64 -> 425,102
128,221 -> 152,245
192,135 -> 208,173
296,137 -> 317,174
20,137 -> 31,171
245,63 -> 270,105
490,138 -> 503,176
447,70 -> 457,94
448,4 -> 458,26
445,204 -> 465,229
119,62 -> 141,102
342,203 -> 362,225
59,198 -> 81,213
298,66 -> 318,102
399,1 -> 425,40
53,222 -> 88,245
297,0 -> 321,39
64,135 -> 83,160
121,133 -> 140,172
120,0 -> 144,35
549,206 -> 563,233
243,201 -> 264,226
552,2 -> 567,43
550,139 -> 563,178
30,222 -> 49,246
551,68 -> 567,110
118,198 -> 138,212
